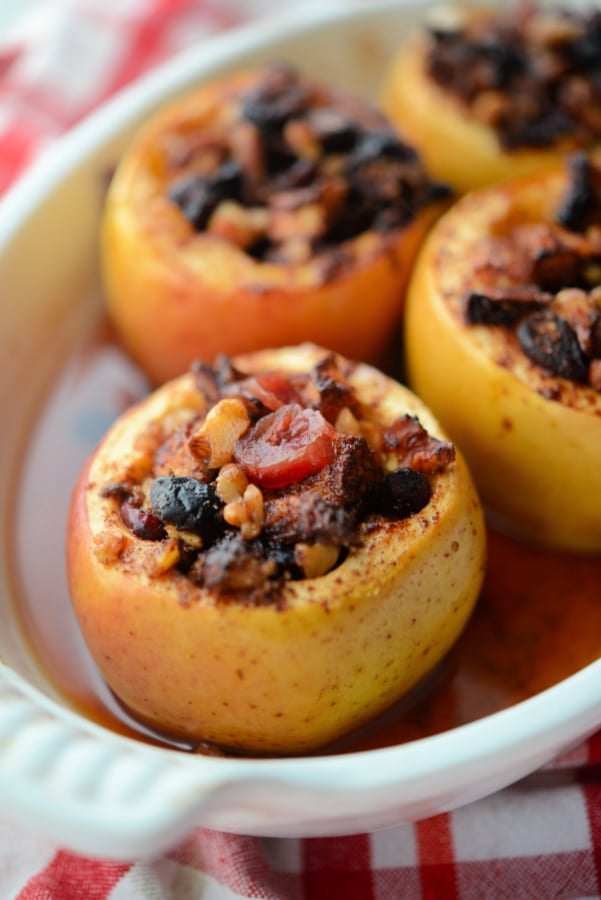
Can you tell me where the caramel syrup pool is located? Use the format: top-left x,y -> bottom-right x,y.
9,319 -> 601,756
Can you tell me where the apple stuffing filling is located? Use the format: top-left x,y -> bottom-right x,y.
425,2 -> 601,150
464,153 -> 601,393
165,62 -> 450,266
98,353 -> 455,604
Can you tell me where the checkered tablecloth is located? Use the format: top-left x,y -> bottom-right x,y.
1,0 -> 600,896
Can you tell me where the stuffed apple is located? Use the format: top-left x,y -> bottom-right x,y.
380,3 -> 601,192
405,153 -> 601,553
101,62 -> 450,385
67,343 -> 485,754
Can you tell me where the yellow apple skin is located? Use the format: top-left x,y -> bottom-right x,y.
404,175 -> 601,554
380,34 -> 601,193
67,345 -> 486,754
101,69 -> 445,385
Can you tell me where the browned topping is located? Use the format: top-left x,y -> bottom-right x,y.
166,63 -> 450,263
426,3 -> 601,150
105,354 -> 455,603
465,154 -> 601,391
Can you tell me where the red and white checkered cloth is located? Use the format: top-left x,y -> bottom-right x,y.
1,1 -> 600,896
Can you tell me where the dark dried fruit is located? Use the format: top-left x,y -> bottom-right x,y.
261,540 -> 304,579
241,64 -> 308,132
306,108 -> 359,153
556,152 -> 594,232
377,467 -> 432,520
346,130 -> 417,171
149,476 -> 225,541
169,162 -> 243,230
531,246 -> 589,292
466,288 -> 549,326
517,310 -> 589,381
120,501 -> 167,541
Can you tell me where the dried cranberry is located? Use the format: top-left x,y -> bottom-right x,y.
149,477 -> 224,542
376,468 -> 432,520
120,501 -> 167,541
517,310 -> 589,381
234,404 -> 337,489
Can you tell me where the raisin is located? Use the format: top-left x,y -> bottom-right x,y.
169,162 -> 243,230
556,152 -> 593,232
376,468 -> 432,520
306,108 -> 359,153
346,130 -> 417,171
149,476 -> 225,542
568,12 -> 601,67
531,246 -> 586,291
517,310 -> 589,381
261,540 -> 303,580
99,481 -> 133,500
120,501 -> 167,541
466,290 -> 548,326
241,64 -> 308,132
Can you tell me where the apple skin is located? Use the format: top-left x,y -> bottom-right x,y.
101,68 -> 445,386
67,345 -> 486,755
379,33 -> 601,193
404,173 -> 601,554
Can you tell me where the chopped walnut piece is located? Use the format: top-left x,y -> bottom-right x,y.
294,542 -> 340,578
334,406 -> 362,436
208,201 -> 268,249
223,483 -> 265,540
384,415 -> 455,475
215,462 -> 248,504
188,397 -> 250,468
283,118 -> 321,160
150,538 -> 181,577
267,202 -> 326,243
552,288 -> 600,355
93,530 -> 129,564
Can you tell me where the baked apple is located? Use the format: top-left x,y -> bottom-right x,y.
102,62 -> 450,385
380,3 -> 601,192
405,153 -> 601,553
67,343 -> 485,754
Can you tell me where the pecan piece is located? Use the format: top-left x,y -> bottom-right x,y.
383,415 -> 455,475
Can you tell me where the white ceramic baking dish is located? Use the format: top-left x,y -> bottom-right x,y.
0,0 -> 600,861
